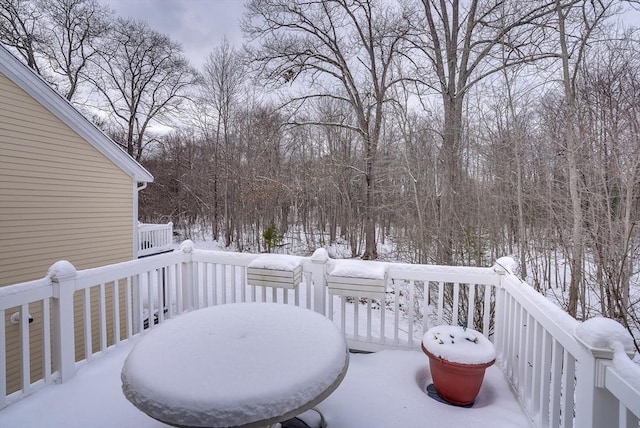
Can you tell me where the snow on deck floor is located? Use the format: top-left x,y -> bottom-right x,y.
0,337 -> 530,428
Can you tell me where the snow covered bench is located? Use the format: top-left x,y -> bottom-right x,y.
247,254 -> 303,289
327,260 -> 388,299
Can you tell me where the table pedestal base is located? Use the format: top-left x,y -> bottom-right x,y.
276,407 -> 326,428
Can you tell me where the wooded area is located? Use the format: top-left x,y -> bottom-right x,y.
1,0 -> 638,348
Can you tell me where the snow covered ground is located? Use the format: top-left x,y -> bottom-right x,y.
0,336 -> 529,428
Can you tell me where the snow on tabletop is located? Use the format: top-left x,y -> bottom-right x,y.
328,259 -> 387,280
422,325 -> 496,365
247,254 -> 304,271
575,317 -> 635,355
121,302 -> 348,428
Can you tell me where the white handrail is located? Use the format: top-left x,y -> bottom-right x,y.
138,222 -> 173,257
495,271 -> 639,428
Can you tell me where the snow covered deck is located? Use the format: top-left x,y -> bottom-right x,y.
0,338 -> 529,428
1,242 -> 638,428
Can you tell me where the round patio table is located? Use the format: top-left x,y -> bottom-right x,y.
121,302 -> 349,428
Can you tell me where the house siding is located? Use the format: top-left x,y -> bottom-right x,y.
0,72 -> 134,284
0,72 -> 136,393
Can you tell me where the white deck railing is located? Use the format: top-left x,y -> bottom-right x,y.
493,264 -> 640,428
0,242 -> 638,428
137,222 -> 173,257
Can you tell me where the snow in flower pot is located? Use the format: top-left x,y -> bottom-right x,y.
421,325 -> 496,406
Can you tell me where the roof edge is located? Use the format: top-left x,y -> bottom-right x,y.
0,44 -> 153,183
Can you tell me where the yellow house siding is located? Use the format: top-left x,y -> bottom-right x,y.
0,72 -> 135,285
1,71 -> 137,394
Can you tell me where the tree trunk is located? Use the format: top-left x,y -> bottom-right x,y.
362,140 -> 378,259
557,1 -> 582,317
437,95 -> 463,265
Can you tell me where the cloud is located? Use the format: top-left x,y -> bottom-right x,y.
102,0 -> 245,68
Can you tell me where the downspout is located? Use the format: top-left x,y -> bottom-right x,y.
134,181 -> 148,259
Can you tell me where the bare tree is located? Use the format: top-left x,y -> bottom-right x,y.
409,0 -> 563,263
576,36 -> 640,350
38,0 -> 111,101
243,0 -> 410,259
482,62 -> 537,278
200,38 -> 244,243
0,0 -> 44,72
554,0 -> 621,317
87,18 -> 198,160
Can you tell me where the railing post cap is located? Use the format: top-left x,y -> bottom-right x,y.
310,248 -> 329,263
493,257 -> 517,275
47,260 -> 77,282
575,316 -> 636,359
179,240 -> 194,253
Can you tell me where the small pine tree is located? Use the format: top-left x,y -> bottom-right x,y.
262,223 -> 282,253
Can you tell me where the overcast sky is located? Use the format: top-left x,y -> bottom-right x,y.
102,0 -> 639,71
103,0 -> 246,69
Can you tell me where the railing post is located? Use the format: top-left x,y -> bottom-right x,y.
574,319 -> 635,428
49,261 -> 77,383
167,222 -> 173,246
180,240 -> 195,312
574,345 -> 618,428
309,248 -> 329,315
492,257 -> 516,364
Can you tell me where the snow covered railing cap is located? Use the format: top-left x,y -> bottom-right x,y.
47,260 -> 77,282
493,257 -> 517,275
575,317 -> 636,359
179,239 -> 194,253
310,248 -> 329,263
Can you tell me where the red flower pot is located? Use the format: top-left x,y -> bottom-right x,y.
422,343 -> 495,406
